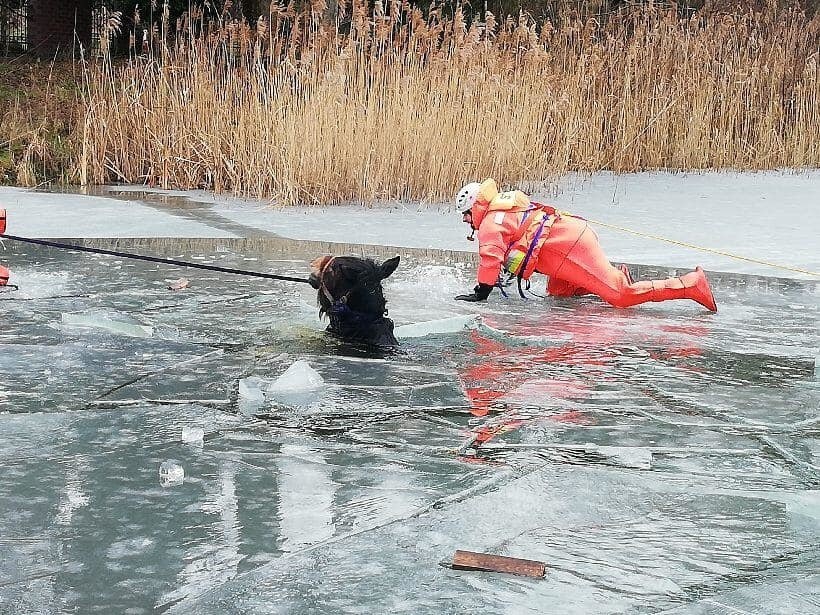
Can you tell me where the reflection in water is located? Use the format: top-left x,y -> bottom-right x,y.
457,310 -> 714,451
55,455 -> 90,526
162,461 -> 242,607
0,242 -> 817,613
277,444 -> 336,553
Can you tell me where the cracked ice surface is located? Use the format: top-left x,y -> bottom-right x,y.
0,173 -> 818,613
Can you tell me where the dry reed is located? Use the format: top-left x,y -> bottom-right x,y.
72,1 -> 820,205
0,60 -> 79,186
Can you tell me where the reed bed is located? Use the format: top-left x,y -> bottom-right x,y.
70,1 -> 820,204
0,60 -> 79,185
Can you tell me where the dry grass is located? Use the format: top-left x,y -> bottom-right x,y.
21,1 -> 820,203
0,60 -> 80,186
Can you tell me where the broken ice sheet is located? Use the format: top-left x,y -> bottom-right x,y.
394,314 -> 480,339
62,311 -> 153,338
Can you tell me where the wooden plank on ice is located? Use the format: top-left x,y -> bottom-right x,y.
448,550 -> 546,578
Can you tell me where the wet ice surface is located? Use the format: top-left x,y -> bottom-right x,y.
2,169 -> 820,279
0,240 -> 818,614
117,169 -> 819,278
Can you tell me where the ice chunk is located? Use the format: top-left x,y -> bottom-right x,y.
238,376 -> 268,415
167,278 -> 190,291
181,426 -> 204,445
266,360 -> 324,408
267,360 -> 324,393
395,314 -> 480,339
3,269 -> 69,298
781,491 -> 820,523
238,376 -> 267,402
62,312 -> 153,338
159,460 -> 185,487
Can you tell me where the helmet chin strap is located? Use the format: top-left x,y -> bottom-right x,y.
463,210 -> 476,241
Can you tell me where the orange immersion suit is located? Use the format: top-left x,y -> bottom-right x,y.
0,209 -> 10,289
467,178 -> 717,311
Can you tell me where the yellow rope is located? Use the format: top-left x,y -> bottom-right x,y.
580,217 -> 820,278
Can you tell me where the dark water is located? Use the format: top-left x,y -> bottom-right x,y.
0,241 -> 817,614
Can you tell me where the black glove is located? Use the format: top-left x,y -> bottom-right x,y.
455,283 -> 493,302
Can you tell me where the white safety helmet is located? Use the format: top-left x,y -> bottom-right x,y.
456,182 -> 481,213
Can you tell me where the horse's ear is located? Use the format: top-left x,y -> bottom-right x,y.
380,256 -> 400,279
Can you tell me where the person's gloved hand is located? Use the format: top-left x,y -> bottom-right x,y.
455,283 -> 493,302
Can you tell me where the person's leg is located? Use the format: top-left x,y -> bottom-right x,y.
546,276 -> 591,297
546,263 -> 629,297
536,217 -> 717,311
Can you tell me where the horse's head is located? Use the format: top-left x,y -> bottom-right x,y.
309,255 -> 401,348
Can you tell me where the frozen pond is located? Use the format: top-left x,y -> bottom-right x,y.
0,231 -> 817,613
2,169 -> 820,278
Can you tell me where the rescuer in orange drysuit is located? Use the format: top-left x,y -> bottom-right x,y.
0,208 -> 12,290
453,178 -> 717,311
0,263 -> 10,288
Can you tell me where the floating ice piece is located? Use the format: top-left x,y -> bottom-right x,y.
181,426 -> 204,445
159,460 -> 185,487
265,360 -> 324,408
239,376 -> 267,402
62,312 -> 153,338
3,270 -> 69,299
267,360 -> 324,393
238,376 -> 268,415
167,278 -> 189,291
395,314 -> 480,339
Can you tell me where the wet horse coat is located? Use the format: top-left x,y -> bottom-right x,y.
309,255 -> 400,348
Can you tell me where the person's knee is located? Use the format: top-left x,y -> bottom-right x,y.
602,294 -> 633,308
591,285 -> 633,308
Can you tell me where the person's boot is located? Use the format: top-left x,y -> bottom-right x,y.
682,266 -> 717,312
645,266 -> 717,312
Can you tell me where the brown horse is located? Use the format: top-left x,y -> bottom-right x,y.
309,255 -> 400,348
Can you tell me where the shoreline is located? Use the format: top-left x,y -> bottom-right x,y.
2,169 -> 818,280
